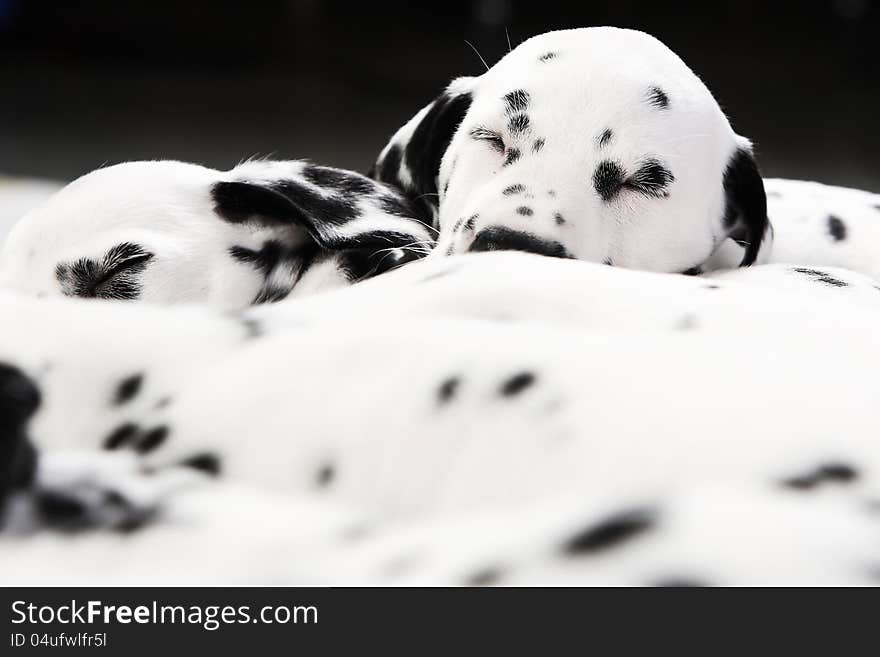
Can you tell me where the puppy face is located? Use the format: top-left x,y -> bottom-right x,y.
372,27 -> 768,272
0,160 -> 431,308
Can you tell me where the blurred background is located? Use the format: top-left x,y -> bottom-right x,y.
0,0 -> 878,190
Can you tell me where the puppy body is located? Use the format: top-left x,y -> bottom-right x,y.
0,159 -> 432,308
2,263 -> 880,584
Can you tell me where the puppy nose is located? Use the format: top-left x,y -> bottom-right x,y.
468,226 -> 570,259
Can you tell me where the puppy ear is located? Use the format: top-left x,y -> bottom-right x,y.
722,138 -> 769,266
370,76 -> 476,225
211,165 -> 433,253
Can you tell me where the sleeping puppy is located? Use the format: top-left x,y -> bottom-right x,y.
4,287 -> 880,584
370,26 -> 769,273
0,159 -> 433,308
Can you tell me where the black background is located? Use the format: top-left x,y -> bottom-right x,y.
1,0 -> 878,190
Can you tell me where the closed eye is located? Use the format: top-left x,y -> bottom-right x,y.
55,242 -> 155,300
98,244 -> 154,286
623,158 -> 675,198
469,126 -> 506,153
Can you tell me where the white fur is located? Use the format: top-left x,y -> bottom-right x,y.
3,253 -> 880,585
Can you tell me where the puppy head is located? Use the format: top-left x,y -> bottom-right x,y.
0,160 -> 431,307
372,27 -> 768,271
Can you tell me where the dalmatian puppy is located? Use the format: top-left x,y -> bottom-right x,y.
3,308 -> 880,585
0,159 -> 433,308
370,27 -> 769,273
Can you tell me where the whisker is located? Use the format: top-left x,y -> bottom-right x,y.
464,39 -> 491,72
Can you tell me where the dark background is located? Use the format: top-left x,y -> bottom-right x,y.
1,0 -> 877,190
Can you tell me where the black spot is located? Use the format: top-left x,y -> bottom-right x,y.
597,129 -> 613,148
267,179 -> 360,228
55,242 -> 154,301
36,491 -> 87,526
213,180 -> 301,225
0,364 -> 40,500
500,371 -> 536,397
503,184 -> 526,196
681,266 -> 703,276
136,426 -> 169,454
302,163 -> 376,196
507,113 -> 530,135
465,567 -> 504,586
230,240 -> 317,304
37,489 -> 152,534
593,160 -> 626,201
103,423 -> 139,450
554,213 -> 565,226
792,267 -> 848,288
704,284 -> 720,290
335,244 -> 420,284
782,462 -> 859,490
463,215 -> 478,232
532,138 -> 545,153
563,508 -> 655,555
603,257 -> 614,266
625,158 -> 675,199
503,148 -> 521,167
377,192 -> 424,223
229,240 -> 285,276
538,51 -> 558,62
113,507 -> 156,534
179,453 -> 221,476
827,215 -> 847,241
646,86 -> 670,109
437,377 -> 460,404
113,373 -> 143,406
316,463 -> 335,488
503,89 -> 530,114
516,206 -> 533,217
240,316 -> 264,339
469,227 -> 570,259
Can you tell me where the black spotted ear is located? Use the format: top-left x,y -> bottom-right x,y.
370,77 -> 476,225
722,140 -> 769,266
212,179 -> 338,245
211,167 -> 432,253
